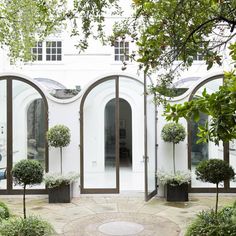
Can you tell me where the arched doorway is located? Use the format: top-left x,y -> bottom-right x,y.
188,74 -> 236,193
0,75 -> 48,194
80,75 -> 154,194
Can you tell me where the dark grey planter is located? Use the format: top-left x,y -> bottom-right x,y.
166,183 -> 189,202
48,183 -> 73,203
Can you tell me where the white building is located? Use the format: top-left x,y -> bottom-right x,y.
0,1 -> 235,200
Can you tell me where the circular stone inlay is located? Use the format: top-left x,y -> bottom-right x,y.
98,221 -> 144,235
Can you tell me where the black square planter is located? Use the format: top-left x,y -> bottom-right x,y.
166,183 -> 189,202
48,183 -> 73,203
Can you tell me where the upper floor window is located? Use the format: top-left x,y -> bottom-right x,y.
31,41 -> 62,62
193,52 -> 204,61
46,41 -> 62,61
32,42 -> 43,61
114,41 -> 129,61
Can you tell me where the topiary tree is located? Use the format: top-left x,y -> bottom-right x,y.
12,160 -> 44,219
47,125 -> 71,174
161,122 -> 186,174
196,159 -> 235,214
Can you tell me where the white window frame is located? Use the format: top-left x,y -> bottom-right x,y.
114,40 -> 130,62
29,40 -> 63,64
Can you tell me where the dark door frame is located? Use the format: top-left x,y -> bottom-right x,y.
80,76 -> 120,194
0,75 -> 48,195
80,75 -> 149,194
144,73 -> 158,201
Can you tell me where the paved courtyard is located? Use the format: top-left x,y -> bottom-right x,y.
0,194 -> 235,235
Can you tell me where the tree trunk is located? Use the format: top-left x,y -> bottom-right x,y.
60,147 -> 62,174
173,143 -> 176,174
215,182 -> 219,214
23,184 -> 26,219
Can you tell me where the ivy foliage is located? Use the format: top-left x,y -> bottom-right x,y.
165,72 -> 236,145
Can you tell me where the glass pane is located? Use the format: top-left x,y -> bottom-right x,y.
119,76 -> 144,191
191,78 -> 224,188
12,80 -> 46,189
83,79 -> 116,189
0,80 -> 7,189
229,140 -> 236,188
57,41 -> 62,47
105,99 -> 116,169
146,86 -> 156,196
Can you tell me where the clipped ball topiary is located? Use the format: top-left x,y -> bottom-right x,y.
161,122 -> 186,173
47,125 -> 71,173
47,125 -> 70,148
161,122 -> 186,144
12,159 -> 44,219
196,159 -> 235,213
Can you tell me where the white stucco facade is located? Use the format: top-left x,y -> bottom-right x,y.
0,1 -> 235,198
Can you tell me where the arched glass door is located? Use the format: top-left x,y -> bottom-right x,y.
80,75 -> 156,198
0,76 -> 48,194
188,75 -> 236,193
81,77 -> 119,193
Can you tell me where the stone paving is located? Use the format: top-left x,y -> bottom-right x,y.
0,194 -> 236,236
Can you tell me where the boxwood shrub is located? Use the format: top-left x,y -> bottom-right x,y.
0,215 -> 54,236
0,202 -> 10,221
185,203 -> 236,236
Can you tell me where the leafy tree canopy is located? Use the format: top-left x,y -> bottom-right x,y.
0,0 -> 120,62
111,0 -> 236,85
164,72 -> 236,145
0,0 -> 66,61
3,0 -> 236,85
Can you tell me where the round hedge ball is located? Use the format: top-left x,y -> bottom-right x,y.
47,124 -> 71,148
12,159 -> 44,186
161,122 -> 186,144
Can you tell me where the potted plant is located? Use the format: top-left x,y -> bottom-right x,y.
196,159 -> 235,213
12,159 -> 44,218
161,122 -> 188,201
44,172 -> 79,203
157,170 -> 191,201
46,125 -> 75,203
